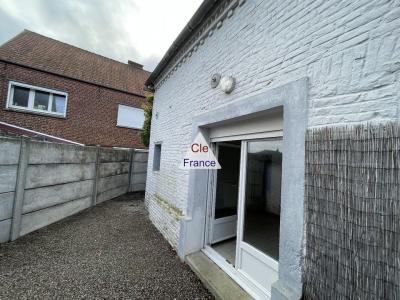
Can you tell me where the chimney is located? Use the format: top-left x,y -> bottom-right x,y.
128,60 -> 143,69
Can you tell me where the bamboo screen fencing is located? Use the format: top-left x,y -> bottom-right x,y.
303,124 -> 399,299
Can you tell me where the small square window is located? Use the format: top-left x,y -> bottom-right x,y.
153,143 -> 162,171
12,86 -> 30,107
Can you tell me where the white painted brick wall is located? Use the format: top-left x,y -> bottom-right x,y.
146,0 -> 400,248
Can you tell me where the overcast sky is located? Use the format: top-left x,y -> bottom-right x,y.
0,0 -> 203,71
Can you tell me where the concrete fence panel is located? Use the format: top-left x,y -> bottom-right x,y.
96,148 -> 131,204
0,137 -> 148,243
97,174 -> 129,194
0,138 -> 20,165
20,196 -> 92,236
0,137 -> 19,242
0,219 -> 12,242
99,148 -> 131,162
99,162 -> 130,177
0,166 -> 17,193
0,192 -> 14,221
133,160 -> 147,173
22,180 -> 94,214
25,163 -> 95,189
29,141 -> 97,164
130,150 -> 148,192
97,186 -> 129,204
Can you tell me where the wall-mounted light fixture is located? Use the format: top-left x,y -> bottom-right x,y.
220,75 -> 236,94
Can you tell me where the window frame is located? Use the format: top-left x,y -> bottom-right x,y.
153,142 -> 162,172
116,104 -> 145,130
6,81 -> 68,118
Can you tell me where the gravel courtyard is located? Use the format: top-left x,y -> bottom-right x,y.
0,194 -> 213,299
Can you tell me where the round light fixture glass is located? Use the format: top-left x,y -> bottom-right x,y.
220,76 -> 236,94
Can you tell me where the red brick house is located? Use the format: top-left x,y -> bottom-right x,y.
0,30 -> 150,148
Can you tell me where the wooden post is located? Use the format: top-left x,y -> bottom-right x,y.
10,137 -> 30,241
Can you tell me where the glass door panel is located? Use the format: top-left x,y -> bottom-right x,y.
214,142 -> 241,221
210,141 -> 241,265
242,139 -> 282,260
236,138 -> 282,294
206,137 -> 283,298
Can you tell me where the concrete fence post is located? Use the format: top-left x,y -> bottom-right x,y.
128,149 -> 136,193
91,146 -> 101,206
10,137 -> 30,241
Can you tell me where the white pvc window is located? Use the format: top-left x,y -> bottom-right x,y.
6,81 -> 68,117
117,104 -> 144,129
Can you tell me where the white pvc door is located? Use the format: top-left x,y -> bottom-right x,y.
207,136 -> 283,298
211,143 -> 240,244
235,138 -> 282,295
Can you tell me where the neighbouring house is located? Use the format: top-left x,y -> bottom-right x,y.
0,30 -> 150,148
144,1 -> 399,299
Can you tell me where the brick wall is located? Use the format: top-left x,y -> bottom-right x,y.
0,62 -> 147,148
145,0 -> 400,248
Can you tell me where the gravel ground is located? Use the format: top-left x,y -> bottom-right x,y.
0,194 -> 213,300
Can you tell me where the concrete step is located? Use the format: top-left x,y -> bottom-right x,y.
186,251 -> 252,300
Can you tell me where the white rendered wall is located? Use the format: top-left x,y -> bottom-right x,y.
145,0 -> 400,248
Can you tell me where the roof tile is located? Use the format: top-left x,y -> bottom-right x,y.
0,30 -> 150,96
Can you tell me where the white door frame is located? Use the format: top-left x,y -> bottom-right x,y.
205,142 -> 218,246
236,138 -> 282,270
235,139 -> 247,268
180,78 -> 308,300
206,132 -> 282,246
235,138 -> 281,296
204,134 -> 283,299
207,142 -> 240,245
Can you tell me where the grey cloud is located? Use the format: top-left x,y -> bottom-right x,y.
0,6 -> 26,44
142,54 -> 162,72
0,0 -> 159,70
